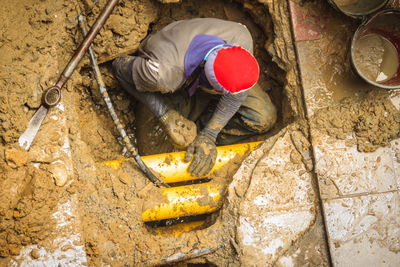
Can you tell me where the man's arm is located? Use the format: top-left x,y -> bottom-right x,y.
203,91 -> 249,139
184,91 -> 248,177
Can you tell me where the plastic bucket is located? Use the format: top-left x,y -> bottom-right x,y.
327,0 -> 389,18
350,9 -> 400,89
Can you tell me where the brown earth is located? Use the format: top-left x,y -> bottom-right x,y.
2,0 -> 382,265
0,0 -> 290,265
312,89 -> 400,152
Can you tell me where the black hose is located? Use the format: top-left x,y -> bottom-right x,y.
78,14 -> 169,188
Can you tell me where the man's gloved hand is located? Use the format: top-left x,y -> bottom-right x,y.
184,131 -> 217,177
159,109 -> 197,148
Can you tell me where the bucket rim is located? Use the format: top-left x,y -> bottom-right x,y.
327,0 -> 390,19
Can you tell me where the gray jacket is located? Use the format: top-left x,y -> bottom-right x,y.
131,18 -> 253,93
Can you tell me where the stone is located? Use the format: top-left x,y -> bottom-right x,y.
30,248 -> 40,259
49,161 -> 68,187
236,131 -> 316,266
5,147 -> 29,168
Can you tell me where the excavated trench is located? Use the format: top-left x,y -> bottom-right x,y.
0,0 -> 321,266
79,0 -> 289,159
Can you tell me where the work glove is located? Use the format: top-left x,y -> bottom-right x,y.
184,131 -> 217,177
159,109 -> 197,148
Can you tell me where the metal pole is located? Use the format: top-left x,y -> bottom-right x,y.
55,0 -> 119,89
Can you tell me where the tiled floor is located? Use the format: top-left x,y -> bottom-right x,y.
289,0 -> 400,266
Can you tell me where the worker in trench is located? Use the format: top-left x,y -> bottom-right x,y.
112,18 -> 277,177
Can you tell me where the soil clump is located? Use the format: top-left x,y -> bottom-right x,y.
312,90 -> 400,152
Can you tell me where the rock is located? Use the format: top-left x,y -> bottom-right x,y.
49,162 -> 68,187
30,248 -> 40,259
5,147 -> 29,168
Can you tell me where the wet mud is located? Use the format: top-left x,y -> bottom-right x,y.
3,0 -> 395,265
0,0 -> 292,265
312,90 -> 400,152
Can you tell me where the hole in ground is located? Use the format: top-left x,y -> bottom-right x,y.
133,0 -> 289,156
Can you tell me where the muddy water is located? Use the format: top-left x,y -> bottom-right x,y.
324,70 -> 373,102
353,33 -> 399,83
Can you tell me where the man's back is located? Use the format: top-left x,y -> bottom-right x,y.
131,18 -> 253,93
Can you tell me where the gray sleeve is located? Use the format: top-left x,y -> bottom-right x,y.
203,91 -> 249,139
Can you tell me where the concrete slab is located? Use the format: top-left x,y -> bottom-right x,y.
244,131 -> 315,211
313,133 -> 399,199
289,1 -> 400,266
235,129 -> 317,266
238,207 -> 315,265
323,191 -> 400,267
276,209 -> 330,267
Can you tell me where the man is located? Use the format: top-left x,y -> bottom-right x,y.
113,18 -> 277,178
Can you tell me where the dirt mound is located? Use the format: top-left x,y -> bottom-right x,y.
312,90 -> 400,152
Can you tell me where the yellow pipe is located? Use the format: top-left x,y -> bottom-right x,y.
152,220 -> 205,238
101,141 -> 261,183
142,181 -> 227,222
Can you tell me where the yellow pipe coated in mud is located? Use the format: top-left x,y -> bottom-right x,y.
142,181 -> 228,222
101,141 -> 261,184
153,220 -> 205,238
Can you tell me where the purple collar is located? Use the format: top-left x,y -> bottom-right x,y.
184,34 -> 225,96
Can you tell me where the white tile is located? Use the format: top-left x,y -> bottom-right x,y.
313,134 -> 398,199
323,192 -> 400,267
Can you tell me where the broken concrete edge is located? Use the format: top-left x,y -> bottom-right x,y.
236,125 -> 320,265
268,0 -> 308,122
197,122 -> 323,266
